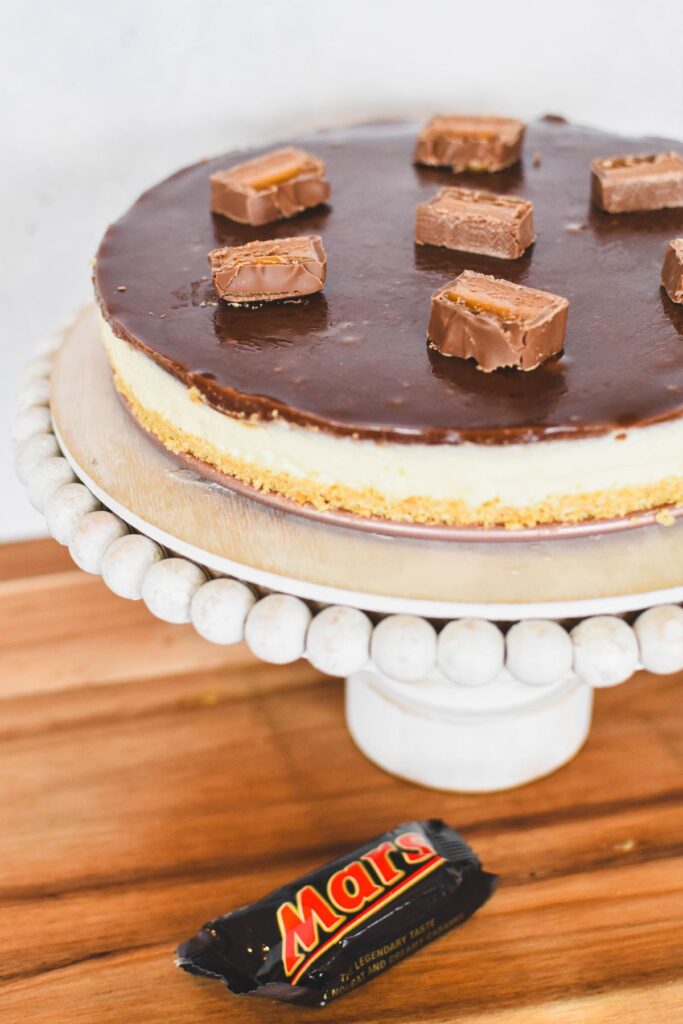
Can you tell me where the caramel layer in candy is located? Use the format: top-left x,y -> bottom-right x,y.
662,239 -> 683,304
415,187 -> 535,259
211,147 -> 330,226
209,235 -> 326,303
591,152 -> 683,213
414,115 -> 525,173
429,270 -> 568,372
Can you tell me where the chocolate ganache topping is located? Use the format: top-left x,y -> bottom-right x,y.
94,118 -> 683,445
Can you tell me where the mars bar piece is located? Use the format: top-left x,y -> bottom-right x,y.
210,147 -> 330,226
662,239 -> 683,303
429,270 -> 569,372
414,115 -> 525,173
209,235 -> 326,303
591,152 -> 683,213
176,820 -> 496,1008
416,186 -> 535,259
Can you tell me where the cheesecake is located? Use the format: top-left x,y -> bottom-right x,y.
94,118 -> 683,529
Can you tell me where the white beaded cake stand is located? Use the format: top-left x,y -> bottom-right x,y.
13,305 -> 683,792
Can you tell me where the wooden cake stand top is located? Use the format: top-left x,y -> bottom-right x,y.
51,305 -> 683,619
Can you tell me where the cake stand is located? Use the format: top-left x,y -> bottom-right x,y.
13,305 -> 683,792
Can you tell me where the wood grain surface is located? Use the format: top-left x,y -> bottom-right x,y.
1,538 -> 682,1023
51,305 -> 683,613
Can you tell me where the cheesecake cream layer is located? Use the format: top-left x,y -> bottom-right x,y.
102,320 -> 683,528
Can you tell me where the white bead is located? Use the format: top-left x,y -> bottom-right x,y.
16,377 -> 51,411
371,614 -> 437,683
24,355 -> 54,382
27,456 -> 76,512
306,606 -> 372,676
45,483 -> 101,545
102,534 -> 164,600
141,557 -> 206,623
571,616 -> 638,688
190,577 -> 256,644
11,406 -> 52,446
437,618 -> 505,687
506,619 -> 573,686
14,433 -> 59,484
245,594 -> 312,664
635,605 -> 683,674
69,510 -> 128,575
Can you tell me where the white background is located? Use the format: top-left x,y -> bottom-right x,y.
2,0 -> 682,541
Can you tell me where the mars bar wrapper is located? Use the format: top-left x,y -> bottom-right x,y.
176,819 -> 497,1007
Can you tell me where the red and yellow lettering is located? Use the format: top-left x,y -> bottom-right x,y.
395,831 -> 437,865
276,885 -> 344,977
327,862 -> 383,913
362,841 -> 405,886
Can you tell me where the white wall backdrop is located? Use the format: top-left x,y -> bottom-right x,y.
2,0 -> 682,540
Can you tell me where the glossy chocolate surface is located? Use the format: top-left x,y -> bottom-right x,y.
95,119 -> 683,444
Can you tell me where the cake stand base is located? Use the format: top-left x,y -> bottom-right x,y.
14,306 -> 683,795
346,668 -> 593,792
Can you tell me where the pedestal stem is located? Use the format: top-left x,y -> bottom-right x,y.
345,666 -> 593,792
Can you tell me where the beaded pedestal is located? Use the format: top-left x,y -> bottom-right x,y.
13,306 -> 683,791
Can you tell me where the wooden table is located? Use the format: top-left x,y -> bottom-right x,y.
2,538 -> 682,1023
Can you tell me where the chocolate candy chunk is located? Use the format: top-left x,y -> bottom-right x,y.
176,820 -> 496,1007
416,186 -> 535,259
210,147 -> 330,226
209,235 -> 326,303
414,115 -> 525,173
591,152 -> 683,213
662,239 -> 683,303
429,270 -> 569,372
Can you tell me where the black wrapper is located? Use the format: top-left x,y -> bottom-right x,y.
176,819 -> 497,1007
